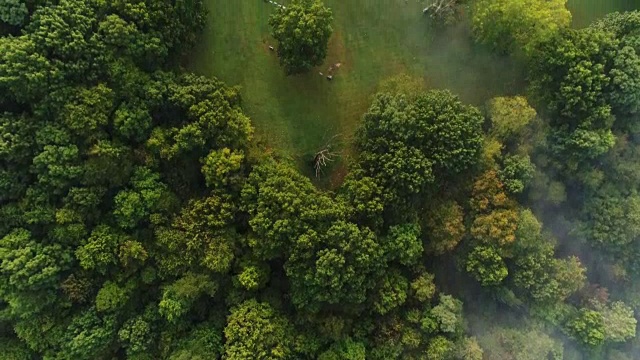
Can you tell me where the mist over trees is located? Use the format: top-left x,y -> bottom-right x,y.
1,0 -> 640,359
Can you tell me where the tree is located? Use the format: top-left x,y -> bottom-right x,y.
465,245 -> 508,286
565,308 -> 605,347
57,308 -> 117,359
95,280 -> 131,312
487,96 -> 537,143
0,228 -> 72,318
241,159 -> 340,260
472,0 -> 571,54
411,91 -> 484,176
168,322 -> 224,360
581,189 -> 640,253
31,145 -> 83,193
118,308 -> 158,358
113,167 -> 173,229
510,210 -> 586,304
455,337 -> 483,360
552,256 -> 586,302
158,272 -> 218,323
355,91 -> 483,200
0,335 -> 34,360
156,193 -> 238,275
269,0 -> 333,74
424,201 -> 465,255
25,0 -> 104,83
337,172 -> 385,229
201,148 -> 245,190
0,0 -> 28,27
371,270 -> 408,315
601,301 -> 636,343
234,258 -> 270,291
428,294 -> 464,335
60,84 -> 113,139
479,325 -> 563,360
498,154 -> 535,194
223,299 -> 294,360
0,36 -> 57,103
383,223 -> 423,266
590,11 -> 640,116
147,74 -> 252,161
426,336 -> 454,359
318,338 -> 366,360
469,171 -> 518,247
410,271 -> 436,302
285,221 -> 384,312
529,26 -> 640,166
75,225 -> 124,274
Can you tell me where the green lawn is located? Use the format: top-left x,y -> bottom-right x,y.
568,0 -> 638,27
189,0 -> 524,182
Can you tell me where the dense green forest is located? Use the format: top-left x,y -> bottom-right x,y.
1,0 -> 640,359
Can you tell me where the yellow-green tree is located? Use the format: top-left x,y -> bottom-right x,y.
472,0 -> 571,54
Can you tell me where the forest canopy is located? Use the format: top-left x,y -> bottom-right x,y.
1,0 -> 640,359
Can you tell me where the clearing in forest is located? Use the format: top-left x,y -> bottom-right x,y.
188,0 -> 524,179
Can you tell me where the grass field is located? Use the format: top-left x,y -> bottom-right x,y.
568,0 -> 638,27
188,0 -> 626,183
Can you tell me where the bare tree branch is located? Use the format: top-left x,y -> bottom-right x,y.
423,0 -> 458,21
312,133 -> 343,177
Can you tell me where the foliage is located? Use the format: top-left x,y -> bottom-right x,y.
159,273 -> 218,323
498,154 -> 535,194
465,245 -> 508,286
371,270 -> 409,315
479,325 -> 563,360
0,0 -> 28,26
411,271 -> 436,303
2,1 -> 640,359
429,294 -> 464,335
168,322 -> 224,360
356,90 -> 483,201
487,96 -> 537,143
455,337 -> 483,360
472,0 -> 571,54
600,301 -> 637,343
424,201 -> 465,255
285,221 -> 384,312
565,309 -> 606,347
529,22 -> 640,169
318,338 -> 366,360
223,299 -> 294,359
269,0 -> 333,74
201,148 -> 245,190
470,171 -> 518,246
581,189 -> 640,252
241,159 -> 340,260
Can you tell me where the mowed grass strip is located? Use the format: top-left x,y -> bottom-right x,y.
189,0 -> 524,181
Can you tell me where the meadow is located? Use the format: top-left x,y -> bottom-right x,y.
189,0 -> 633,182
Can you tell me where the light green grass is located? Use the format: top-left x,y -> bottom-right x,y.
189,0 -> 525,182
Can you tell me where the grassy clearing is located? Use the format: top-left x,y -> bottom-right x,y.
568,0 -> 637,27
189,0 -> 525,183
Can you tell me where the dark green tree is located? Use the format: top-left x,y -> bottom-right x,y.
269,0 -> 333,74
356,91 -> 483,201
